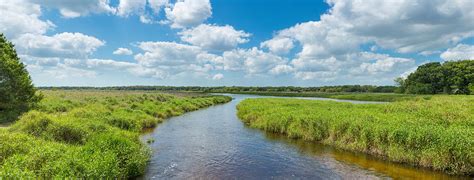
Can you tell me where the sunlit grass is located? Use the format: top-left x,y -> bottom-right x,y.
0,90 -> 231,178
237,95 -> 474,175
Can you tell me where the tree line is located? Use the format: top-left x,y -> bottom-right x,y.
396,60 -> 474,94
39,85 -> 398,93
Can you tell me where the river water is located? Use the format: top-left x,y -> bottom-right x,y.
140,94 -> 468,179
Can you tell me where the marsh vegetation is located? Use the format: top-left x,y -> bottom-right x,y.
0,90 -> 231,178
237,96 -> 474,175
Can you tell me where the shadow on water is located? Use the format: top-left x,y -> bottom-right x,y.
139,94 -> 471,179
262,132 -> 471,179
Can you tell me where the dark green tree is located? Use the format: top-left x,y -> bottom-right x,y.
0,34 -> 41,122
398,60 -> 474,94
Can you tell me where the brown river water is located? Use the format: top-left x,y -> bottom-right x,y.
139,94 -> 471,179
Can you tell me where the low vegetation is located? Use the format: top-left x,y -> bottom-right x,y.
237,96 -> 474,175
40,85 -> 399,93
228,91 -> 426,102
0,90 -> 231,178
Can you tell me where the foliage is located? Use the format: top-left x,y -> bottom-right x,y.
398,60 -> 474,94
0,90 -> 231,178
39,85 -> 398,93
237,96 -> 474,175
0,34 -> 42,123
227,91 -> 424,102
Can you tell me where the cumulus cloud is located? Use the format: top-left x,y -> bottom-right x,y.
165,0 -> 212,28
212,73 -> 224,80
260,37 -> 294,55
289,0 -> 473,55
440,44 -> 474,61
148,0 -> 169,12
179,24 -> 250,51
113,48 -> 133,55
294,71 -> 338,81
220,48 -> 287,75
259,0 -> 474,82
353,56 -> 415,75
30,0 -> 116,18
14,32 -> 105,59
135,41 -> 205,66
116,0 -> 147,17
0,0 -> 55,38
270,64 -> 294,75
132,41 -> 219,78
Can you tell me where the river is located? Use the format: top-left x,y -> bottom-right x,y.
140,94 -> 467,179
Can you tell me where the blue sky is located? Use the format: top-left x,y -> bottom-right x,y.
1,0 -> 474,86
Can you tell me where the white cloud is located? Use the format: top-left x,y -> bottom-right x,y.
212,73 -> 224,80
14,32 -> 105,59
419,50 -> 442,56
260,0 -> 473,82
287,52 -> 415,81
0,0 -> 55,39
133,41 -> 218,78
220,48 -> 287,75
280,0 -> 474,54
113,48 -> 133,55
294,71 -> 338,81
30,0 -> 116,18
179,24 -> 250,51
19,55 -> 60,67
85,59 -> 137,69
148,0 -> 169,12
440,44 -> 474,61
135,41 -> 204,66
44,64 -> 97,79
354,56 -> 414,75
260,37 -> 294,55
165,0 -> 212,28
116,0 -> 147,17
270,64 -> 294,75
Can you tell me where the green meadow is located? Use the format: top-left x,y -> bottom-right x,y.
0,90 -> 231,178
237,95 -> 474,175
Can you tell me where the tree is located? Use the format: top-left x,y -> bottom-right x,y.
0,34 -> 41,123
398,60 -> 474,94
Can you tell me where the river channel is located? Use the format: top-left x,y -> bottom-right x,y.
140,94 -> 467,179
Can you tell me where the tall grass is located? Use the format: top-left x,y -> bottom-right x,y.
0,90 -> 231,178
237,96 -> 473,175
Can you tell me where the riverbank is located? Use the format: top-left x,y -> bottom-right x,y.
0,90 -> 231,178
217,91 -> 426,102
237,95 -> 473,175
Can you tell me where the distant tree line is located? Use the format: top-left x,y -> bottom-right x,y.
396,60 -> 474,94
39,85 -> 398,93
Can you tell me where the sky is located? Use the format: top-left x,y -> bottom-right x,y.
1,0 -> 474,87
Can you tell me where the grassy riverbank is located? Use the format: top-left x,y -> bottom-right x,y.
237,96 -> 473,175
0,90 -> 231,178
224,92 -> 425,102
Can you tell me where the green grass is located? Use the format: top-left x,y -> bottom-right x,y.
224,91 -> 426,102
237,95 -> 474,175
0,90 -> 231,178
